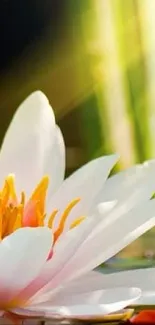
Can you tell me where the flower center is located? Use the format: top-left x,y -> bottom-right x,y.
0,175 -> 85,241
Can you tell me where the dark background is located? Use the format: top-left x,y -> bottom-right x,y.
0,0 -> 64,72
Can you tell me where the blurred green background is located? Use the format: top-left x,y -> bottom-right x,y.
0,0 -> 155,268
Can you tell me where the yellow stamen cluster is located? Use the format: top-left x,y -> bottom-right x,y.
0,175 -> 23,239
0,175 -> 85,242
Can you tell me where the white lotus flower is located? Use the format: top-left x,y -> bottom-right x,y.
0,91 -> 155,321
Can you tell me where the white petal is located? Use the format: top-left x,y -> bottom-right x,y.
137,291 -> 155,305
59,199 -> 155,282
88,269 -> 155,306
97,164 -> 145,202
97,201 -> 117,214
21,216 -> 99,303
40,199 -> 155,305
36,287 -> 140,308
0,91 -> 56,196
93,160 -> 155,212
0,227 -> 52,304
46,154 -> 119,227
10,307 -> 128,321
45,126 -> 65,198
55,270 -> 110,296
54,287 -> 140,317
93,268 -> 155,292
28,194 -> 155,305
12,287 -> 140,319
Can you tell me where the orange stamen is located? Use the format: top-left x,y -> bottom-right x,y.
0,175 -> 85,243
48,209 -> 58,228
22,177 -> 49,227
53,198 -> 80,243
0,205 -> 2,240
12,213 -> 22,232
30,176 -> 49,215
70,216 -> 85,229
0,180 -> 10,209
20,192 -> 25,205
6,174 -> 17,202
37,211 -> 46,227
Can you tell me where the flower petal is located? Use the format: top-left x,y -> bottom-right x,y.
46,154 -> 119,228
97,164 -> 145,203
45,126 -> 65,198
35,199 -> 155,304
12,287 -> 141,319
0,227 -> 52,304
136,292 -> 155,305
53,270 -> 109,296
93,160 -> 155,213
0,91 -> 56,196
36,287 -> 141,308
17,216 -> 99,303
58,199 -> 155,283
20,162 -> 155,304
90,268 -> 155,306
